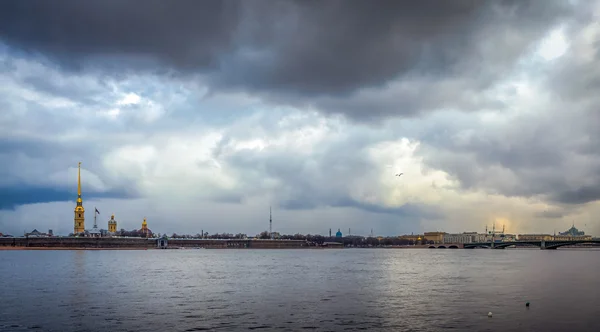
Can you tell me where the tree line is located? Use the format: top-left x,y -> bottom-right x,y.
165,231 -> 434,246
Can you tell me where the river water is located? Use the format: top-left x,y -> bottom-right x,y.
1,248 -> 599,332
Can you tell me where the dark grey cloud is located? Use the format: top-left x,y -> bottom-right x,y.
0,131 -> 142,209
0,186 -> 131,210
330,198 -> 442,220
0,0 -> 571,119
534,209 -> 564,219
417,110 -> 600,205
554,186 -> 600,206
0,0 -> 240,71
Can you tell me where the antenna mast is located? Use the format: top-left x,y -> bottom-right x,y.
269,206 -> 273,240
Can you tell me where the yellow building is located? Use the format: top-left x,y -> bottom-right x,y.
73,162 -> 85,234
424,232 -> 446,244
518,234 -> 553,241
108,214 -> 117,233
141,217 -> 149,236
399,235 -> 422,242
552,235 -> 593,241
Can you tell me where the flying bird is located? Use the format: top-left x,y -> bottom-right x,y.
395,173 -> 403,177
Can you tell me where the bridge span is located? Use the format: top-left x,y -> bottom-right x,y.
426,244 -> 463,249
463,240 -> 600,250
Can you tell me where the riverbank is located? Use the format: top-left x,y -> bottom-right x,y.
0,246 -> 149,250
0,237 -> 311,249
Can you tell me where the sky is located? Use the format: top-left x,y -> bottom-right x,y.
0,0 -> 599,237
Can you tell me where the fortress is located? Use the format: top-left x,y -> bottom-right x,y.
0,162 -> 309,249
72,162 -> 151,238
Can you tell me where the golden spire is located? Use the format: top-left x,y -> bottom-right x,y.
77,162 -> 82,203
74,161 -> 85,234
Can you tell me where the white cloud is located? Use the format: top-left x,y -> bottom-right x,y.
117,92 -> 141,106
536,26 -> 569,61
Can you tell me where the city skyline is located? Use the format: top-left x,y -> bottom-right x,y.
1,1 -> 600,237
11,159 -> 595,238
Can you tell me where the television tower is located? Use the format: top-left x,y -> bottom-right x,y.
269,206 -> 273,239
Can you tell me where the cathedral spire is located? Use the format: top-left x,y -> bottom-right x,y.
77,162 -> 82,204
74,162 -> 85,234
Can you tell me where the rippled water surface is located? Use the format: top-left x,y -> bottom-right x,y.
1,249 -> 599,331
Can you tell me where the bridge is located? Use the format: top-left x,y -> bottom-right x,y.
426,244 -> 463,249
463,240 -> 600,250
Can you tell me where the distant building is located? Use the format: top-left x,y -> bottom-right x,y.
559,224 -> 585,237
424,232 -> 446,244
335,229 -> 343,237
443,233 -> 474,244
88,227 -> 101,238
140,218 -> 153,238
108,214 -> 117,233
399,235 -> 422,242
553,234 -> 592,241
519,233 -> 593,241
25,229 -> 50,237
157,235 -> 168,249
500,234 -> 517,242
462,232 -> 488,243
518,234 -> 554,241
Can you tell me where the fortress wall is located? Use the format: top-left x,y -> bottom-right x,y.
0,237 -> 308,249
167,239 -> 307,249
0,237 -> 152,248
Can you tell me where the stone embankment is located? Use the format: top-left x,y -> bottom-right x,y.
0,237 -> 310,249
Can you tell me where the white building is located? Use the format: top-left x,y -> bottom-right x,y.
472,233 -> 489,243
443,233 -> 475,244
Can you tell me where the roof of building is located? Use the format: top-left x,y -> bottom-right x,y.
559,225 -> 585,236
88,228 -> 101,234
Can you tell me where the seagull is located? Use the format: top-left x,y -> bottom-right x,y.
395,173 -> 403,177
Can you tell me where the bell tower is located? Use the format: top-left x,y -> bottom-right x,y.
108,214 -> 117,233
141,218 -> 149,237
74,162 -> 85,234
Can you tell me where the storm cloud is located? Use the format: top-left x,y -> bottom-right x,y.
0,0 -> 572,117
1,0 -> 599,236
